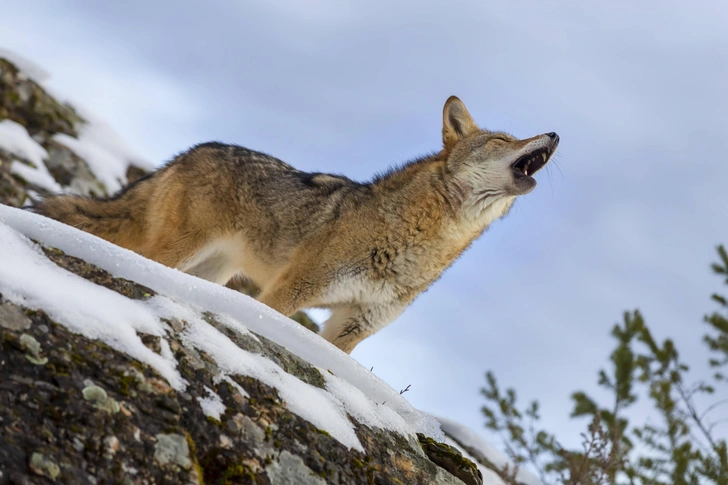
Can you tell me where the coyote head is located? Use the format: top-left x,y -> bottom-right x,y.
441,96 -> 559,217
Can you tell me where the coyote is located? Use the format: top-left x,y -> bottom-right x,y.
34,96 -> 559,353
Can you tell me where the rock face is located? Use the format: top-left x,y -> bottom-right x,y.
0,252 -> 474,484
0,54 -> 511,485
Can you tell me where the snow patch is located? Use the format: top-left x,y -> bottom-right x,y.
212,311 -> 260,342
0,119 -> 48,167
10,160 -> 62,194
149,296 -> 383,451
197,386 -> 226,421
23,190 -> 40,207
0,222 -> 184,389
222,376 -> 250,398
183,314 -> 367,450
0,120 -> 61,193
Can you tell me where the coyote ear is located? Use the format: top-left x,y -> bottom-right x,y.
442,96 -> 479,146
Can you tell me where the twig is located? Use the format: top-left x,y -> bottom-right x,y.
700,398 -> 728,420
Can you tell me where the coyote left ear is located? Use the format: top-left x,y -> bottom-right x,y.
442,96 -> 479,147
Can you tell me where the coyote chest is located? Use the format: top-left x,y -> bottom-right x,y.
319,199 -> 513,309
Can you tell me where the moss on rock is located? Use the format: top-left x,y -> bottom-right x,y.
0,57 -> 83,138
418,433 -> 483,485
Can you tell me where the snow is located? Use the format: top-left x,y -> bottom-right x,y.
197,386 -> 226,421
22,190 -> 40,207
0,222 -> 183,389
221,376 -> 249,398
9,161 -> 62,194
54,113 -> 154,194
181,311 -> 369,450
210,310 -> 260,342
0,120 -> 48,167
438,416 -> 541,485
0,119 -> 62,193
149,296 -> 415,451
0,204 -> 443,449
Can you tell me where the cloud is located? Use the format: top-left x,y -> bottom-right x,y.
2,0 -> 726,448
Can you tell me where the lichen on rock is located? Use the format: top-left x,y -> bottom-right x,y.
154,433 -> 193,470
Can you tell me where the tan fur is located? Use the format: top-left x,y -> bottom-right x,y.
34,96 -> 559,353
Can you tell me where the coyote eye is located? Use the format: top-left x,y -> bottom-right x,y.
490,136 -> 509,143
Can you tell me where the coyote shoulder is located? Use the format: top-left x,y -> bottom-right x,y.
35,96 -> 559,353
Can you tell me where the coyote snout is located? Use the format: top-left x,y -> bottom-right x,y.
35,96 -> 560,353
509,132 -> 559,195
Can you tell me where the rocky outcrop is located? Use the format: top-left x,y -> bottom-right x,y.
0,246 -> 476,484
0,58 -> 81,139
0,57 -> 118,203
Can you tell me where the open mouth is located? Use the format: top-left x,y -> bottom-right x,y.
511,147 -> 553,178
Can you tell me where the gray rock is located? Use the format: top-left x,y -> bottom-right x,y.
154,433 -> 192,470
267,450 -> 327,485
44,139 -> 107,197
0,302 -> 31,331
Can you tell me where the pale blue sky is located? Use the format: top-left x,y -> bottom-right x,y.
2,0 -> 727,451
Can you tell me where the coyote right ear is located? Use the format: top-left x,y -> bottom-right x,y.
442,96 -> 479,147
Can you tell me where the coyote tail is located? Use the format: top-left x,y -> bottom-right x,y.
32,181 -> 150,250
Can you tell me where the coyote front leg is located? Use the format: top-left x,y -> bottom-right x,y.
320,303 -> 405,354
256,270 -> 324,318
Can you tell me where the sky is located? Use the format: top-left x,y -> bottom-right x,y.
2,0 -> 727,454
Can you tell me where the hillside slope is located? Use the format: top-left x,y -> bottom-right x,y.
0,52 -> 536,485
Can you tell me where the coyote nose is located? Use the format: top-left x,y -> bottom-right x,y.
546,132 -> 559,140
